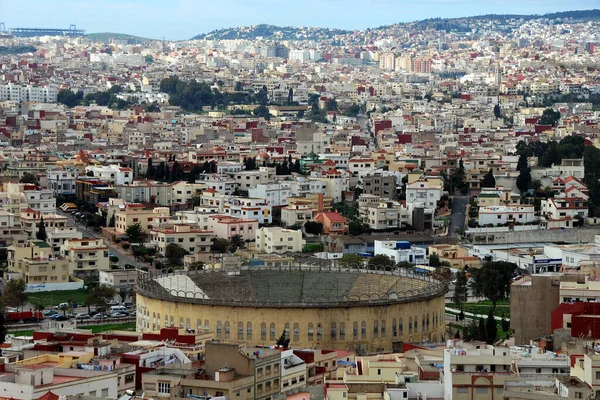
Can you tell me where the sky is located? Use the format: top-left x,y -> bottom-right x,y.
1,0 -> 598,40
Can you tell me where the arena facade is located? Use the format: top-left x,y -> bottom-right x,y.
135,265 -> 448,353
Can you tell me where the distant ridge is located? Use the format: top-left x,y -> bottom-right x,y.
191,9 -> 600,41
86,32 -> 156,43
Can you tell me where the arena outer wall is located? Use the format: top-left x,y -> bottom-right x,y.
135,267 -> 448,353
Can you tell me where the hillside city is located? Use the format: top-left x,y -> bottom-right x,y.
0,10 -> 599,400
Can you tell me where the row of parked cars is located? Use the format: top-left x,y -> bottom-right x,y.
43,305 -> 136,321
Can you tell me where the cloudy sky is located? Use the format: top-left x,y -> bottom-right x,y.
1,0 -> 598,39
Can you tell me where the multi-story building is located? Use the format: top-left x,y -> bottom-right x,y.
99,269 -> 138,289
478,204 -> 536,226
114,207 -> 171,236
85,164 -> 133,185
374,240 -> 427,265
358,194 -> 434,231
112,181 -> 175,205
20,208 -> 68,238
255,227 -> 305,254
541,198 -> 589,225
150,224 -> 215,255
406,179 -> 443,209
280,350 -> 307,394
60,238 -> 110,277
362,173 -> 399,199
249,183 -> 292,207
45,168 -> 78,196
204,342 -> 281,400
229,166 -> 276,191
209,215 -> 258,241
46,226 -> 83,255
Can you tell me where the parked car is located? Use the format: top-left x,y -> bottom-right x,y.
51,315 -> 68,321
43,310 -> 58,316
74,313 -> 90,319
130,311 -> 137,316
110,312 -> 127,318
91,313 -> 108,319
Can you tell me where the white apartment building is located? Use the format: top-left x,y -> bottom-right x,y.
85,165 -> 133,185
541,198 -> 589,223
287,178 -> 328,198
229,166 -> 276,191
224,197 -> 272,224
374,240 -> 427,265
0,83 -> 58,103
46,226 -> 83,255
478,204 -> 535,226
348,157 -> 378,179
255,227 -> 305,254
150,224 -> 215,255
249,183 -> 292,207
406,179 -> 443,209
46,168 -> 78,196
23,187 -> 56,215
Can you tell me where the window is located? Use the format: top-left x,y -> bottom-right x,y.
101,389 -> 109,397
308,323 -> 314,341
457,388 -> 468,394
475,388 -> 488,394
596,372 -> 600,380
261,322 -> 267,341
270,323 -> 276,340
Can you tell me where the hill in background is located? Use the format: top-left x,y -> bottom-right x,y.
86,32 -> 156,43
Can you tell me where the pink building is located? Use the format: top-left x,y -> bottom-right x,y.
208,215 -> 258,241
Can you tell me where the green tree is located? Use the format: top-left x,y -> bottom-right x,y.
155,161 -> 165,181
325,98 -> 338,111
367,255 -> 396,270
470,261 -> 517,313
338,254 -> 363,268
188,165 -> 202,183
453,270 -> 469,309
165,243 -> 187,266
481,169 -> 496,188
36,216 -> 47,242
516,166 -> 532,194
348,220 -> 366,236
146,158 -> 155,179
171,161 -> 185,182
539,108 -> 561,127
85,284 -> 117,315
19,172 -> 39,185
253,105 -> 271,120
343,104 -> 360,117
4,279 -> 28,310
486,310 -> 498,344
0,313 -> 6,344
493,104 -> 501,119
211,238 -> 230,253
125,222 -> 146,243
229,234 -> 245,253
478,317 -> 486,341
108,214 -> 115,227
304,221 -> 323,235
429,253 -> 441,268
276,330 -> 290,349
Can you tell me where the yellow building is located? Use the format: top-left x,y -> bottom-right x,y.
114,207 -> 171,236
428,244 -> 482,270
136,267 -> 447,353
60,238 -> 110,276
254,226 -> 305,254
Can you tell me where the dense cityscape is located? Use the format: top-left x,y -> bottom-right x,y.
0,8 -> 599,400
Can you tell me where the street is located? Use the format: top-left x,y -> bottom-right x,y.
60,210 -> 143,269
448,196 -> 469,236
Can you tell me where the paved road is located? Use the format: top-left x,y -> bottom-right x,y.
449,196 -> 469,236
60,211 -> 145,269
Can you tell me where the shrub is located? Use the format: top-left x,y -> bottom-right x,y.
122,243 -> 130,250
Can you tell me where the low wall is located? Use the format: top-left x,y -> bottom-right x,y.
471,227 -> 600,244
25,282 -> 84,293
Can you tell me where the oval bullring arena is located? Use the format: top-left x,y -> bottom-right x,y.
135,265 -> 448,353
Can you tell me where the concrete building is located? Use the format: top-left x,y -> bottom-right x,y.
60,238 -> 110,277
362,173 -> 398,199
374,240 -> 427,265
114,207 -> 171,236
20,208 -> 68,238
478,204 -> 535,226
208,215 -> 258,241
541,198 -> 589,226
99,269 -> 138,288
406,179 -> 442,209
150,224 -> 215,255
249,183 -> 292,207
85,164 -> 133,185
280,349 -> 307,394
204,342 -> 282,400
45,168 -> 78,196
255,227 -> 305,254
